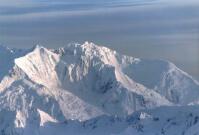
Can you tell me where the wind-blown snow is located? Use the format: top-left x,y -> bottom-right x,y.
0,42 -> 199,135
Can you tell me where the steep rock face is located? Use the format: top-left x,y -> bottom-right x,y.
0,42 -> 199,134
14,46 -> 60,88
15,43 -> 172,116
0,68 -> 104,121
12,42 -> 199,116
0,45 -> 27,82
55,42 -> 199,105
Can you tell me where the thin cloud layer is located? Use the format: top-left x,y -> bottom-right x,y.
0,0 -> 198,21
0,0 -> 158,17
0,0 -> 199,80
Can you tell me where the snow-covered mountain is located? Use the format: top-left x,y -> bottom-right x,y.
0,42 -> 199,135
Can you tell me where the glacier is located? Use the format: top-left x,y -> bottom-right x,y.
0,42 -> 199,135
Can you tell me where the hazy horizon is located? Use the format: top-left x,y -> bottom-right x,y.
0,0 -> 199,80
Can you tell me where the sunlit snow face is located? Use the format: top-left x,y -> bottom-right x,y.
0,0 -> 199,80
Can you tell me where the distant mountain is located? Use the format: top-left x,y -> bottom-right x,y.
0,42 -> 199,135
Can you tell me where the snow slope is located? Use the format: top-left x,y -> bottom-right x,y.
0,42 -> 199,135
14,43 -> 172,116
115,105 -> 199,135
37,106 -> 199,135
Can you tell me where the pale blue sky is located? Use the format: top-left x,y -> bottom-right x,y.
0,0 -> 199,80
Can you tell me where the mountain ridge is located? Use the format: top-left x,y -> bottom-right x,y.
0,42 -> 199,135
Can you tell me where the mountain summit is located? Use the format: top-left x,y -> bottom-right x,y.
0,42 -> 199,135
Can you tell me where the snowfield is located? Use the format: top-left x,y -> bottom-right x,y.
0,42 -> 199,135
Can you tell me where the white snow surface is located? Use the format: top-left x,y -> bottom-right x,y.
0,42 -> 199,135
